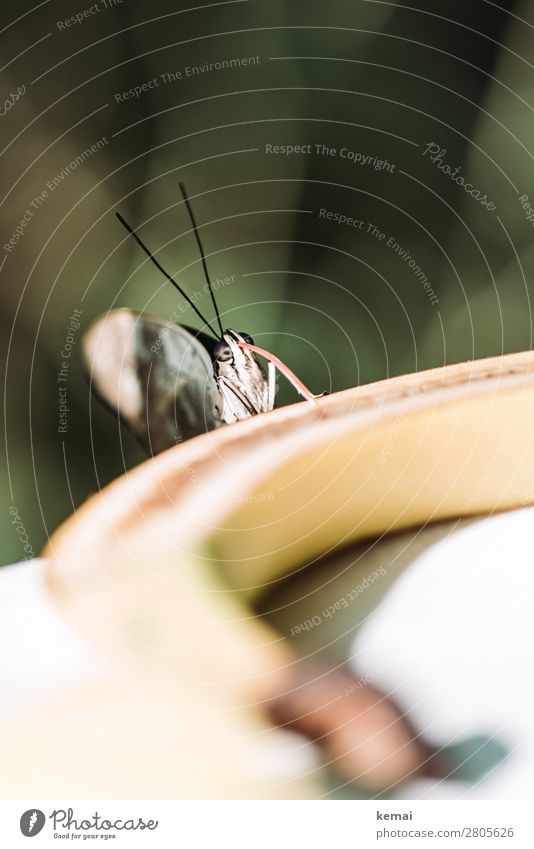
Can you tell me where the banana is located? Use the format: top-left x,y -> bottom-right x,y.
5,350 -> 534,798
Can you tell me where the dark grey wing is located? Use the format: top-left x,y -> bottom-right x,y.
82,309 -> 222,454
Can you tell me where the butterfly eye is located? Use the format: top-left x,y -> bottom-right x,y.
213,340 -> 233,362
239,332 -> 254,345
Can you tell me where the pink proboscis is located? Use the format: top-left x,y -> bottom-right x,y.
237,341 -> 323,402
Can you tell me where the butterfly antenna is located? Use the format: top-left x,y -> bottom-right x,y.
116,212 -> 218,336
179,182 -> 224,338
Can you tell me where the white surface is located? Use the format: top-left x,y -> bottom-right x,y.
354,507 -> 534,798
0,558 -> 111,711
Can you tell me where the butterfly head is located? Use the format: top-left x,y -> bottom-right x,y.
213,330 -> 254,364
213,330 -> 263,384
212,330 -> 269,421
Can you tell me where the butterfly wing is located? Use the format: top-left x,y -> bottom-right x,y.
82,309 -> 222,454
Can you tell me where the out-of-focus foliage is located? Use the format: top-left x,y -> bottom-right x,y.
1,0 -> 533,564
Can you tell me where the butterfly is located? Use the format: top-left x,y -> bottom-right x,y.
82,184 -> 322,455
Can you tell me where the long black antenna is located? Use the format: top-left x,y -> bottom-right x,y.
116,212 -> 218,336
179,182 -> 224,337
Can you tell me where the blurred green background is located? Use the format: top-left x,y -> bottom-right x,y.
2,0 -> 534,564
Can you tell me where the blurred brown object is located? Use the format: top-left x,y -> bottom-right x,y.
269,664 -> 434,790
